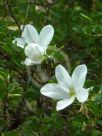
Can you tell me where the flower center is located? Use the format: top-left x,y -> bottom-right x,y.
69,86 -> 75,97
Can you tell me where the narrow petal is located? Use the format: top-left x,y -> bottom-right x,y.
22,24 -> 39,44
72,64 -> 87,90
22,58 -> 42,66
24,43 -> 44,62
39,25 -> 54,50
40,83 -> 68,100
55,65 -> 71,92
76,88 -> 90,103
12,38 -> 25,48
56,97 -> 75,111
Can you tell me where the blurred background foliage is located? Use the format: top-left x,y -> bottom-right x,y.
0,0 -> 102,136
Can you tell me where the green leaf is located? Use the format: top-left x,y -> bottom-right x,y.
4,131 -> 18,136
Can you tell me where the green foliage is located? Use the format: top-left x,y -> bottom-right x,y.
0,0 -> 102,135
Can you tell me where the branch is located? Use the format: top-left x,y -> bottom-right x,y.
4,0 -> 20,30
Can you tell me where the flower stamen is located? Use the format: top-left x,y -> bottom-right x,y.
69,86 -> 75,97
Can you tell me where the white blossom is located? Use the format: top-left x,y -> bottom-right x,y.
24,43 -> 45,65
13,24 -> 54,65
40,64 -> 91,111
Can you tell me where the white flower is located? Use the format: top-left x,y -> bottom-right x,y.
13,24 -> 54,49
24,43 -> 45,65
13,24 -> 54,65
40,64 -> 91,111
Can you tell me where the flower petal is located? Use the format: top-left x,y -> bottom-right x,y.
76,88 -> 90,103
55,65 -> 71,92
12,38 -> 25,48
40,83 -> 68,100
39,25 -> 54,50
72,64 -> 87,90
24,43 -> 44,62
22,58 -> 42,66
22,24 -> 39,44
56,97 -> 75,111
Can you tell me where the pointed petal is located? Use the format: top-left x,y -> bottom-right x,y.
12,38 -> 25,48
24,43 -> 44,62
39,25 -> 54,50
56,97 -> 75,111
72,64 -> 87,90
55,65 -> 71,92
22,24 -> 39,44
40,83 -> 68,100
76,88 -> 90,103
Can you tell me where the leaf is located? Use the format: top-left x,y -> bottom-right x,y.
0,120 -> 7,132
3,131 -> 19,136
80,13 -> 92,21
7,26 -> 19,31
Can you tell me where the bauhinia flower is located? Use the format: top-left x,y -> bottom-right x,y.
40,64 -> 91,111
13,24 -> 54,65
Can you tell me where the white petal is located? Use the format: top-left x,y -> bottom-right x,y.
22,24 -> 39,44
40,83 -> 68,100
12,38 -> 25,48
22,58 -> 42,66
24,43 -> 44,62
76,88 -> 90,103
55,65 -> 71,92
39,25 -> 54,50
56,97 -> 75,111
72,64 -> 87,90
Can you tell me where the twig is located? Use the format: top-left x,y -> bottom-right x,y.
21,0 -> 30,31
25,0 -> 30,22
0,47 -> 23,74
86,33 -> 102,37
4,0 -> 20,30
